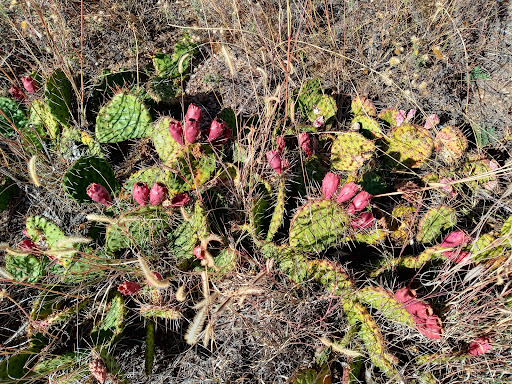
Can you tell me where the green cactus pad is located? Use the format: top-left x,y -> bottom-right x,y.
361,172 -> 387,195
331,132 -> 375,172
271,246 -> 310,284
351,96 -> 377,116
307,259 -> 353,293
91,293 -> 126,345
351,115 -> 383,138
249,182 -> 272,238
27,99 -> 60,141
95,92 -> 152,143
105,208 -> 170,253
500,215 -> 512,238
151,117 -> 184,164
169,201 -> 209,264
291,367 -> 331,384
357,286 -> 416,327
147,76 -> 179,103
434,126 -> 468,163
470,233 -> 503,264
0,96 -> 27,138
32,352 -> 78,377
63,156 -> 119,203
342,299 -> 399,377
266,178 -> 286,242
140,305 -> 181,320
385,123 -> 434,168
5,253 -> 45,283
45,68 -> 72,125
218,108 -> 237,135
289,199 -> 349,252
416,205 -> 457,243
371,245 -> 446,276
462,155 -> 498,190
0,346 -> 40,380
213,247 -> 237,274
292,79 -> 337,124
26,216 -> 66,248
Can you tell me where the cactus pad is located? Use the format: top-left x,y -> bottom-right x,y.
151,117 -> 183,164
307,259 -> 353,293
63,156 -> 119,203
293,79 -> 337,124
26,216 -> 66,247
0,96 -> 27,138
95,92 -> 152,143
416,205 -> 457,243
351,96 -> 376,116
331,132 -> 375,172
27,99 -> 60,141
371,245 -> 445,276
266,178 -> 286,242
434,126 -> 468,163
289,199 -> 349,252
91,293 -> 126,345
5,253 -> 45,283
351,115 -> 383,138
385,123 -> 434,168
357,287 -> 416,327
140,305 -> 181,320
45,68 -> 72,125
377,108 -> 400,127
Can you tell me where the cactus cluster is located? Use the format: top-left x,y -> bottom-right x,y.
1,57 -> 507,384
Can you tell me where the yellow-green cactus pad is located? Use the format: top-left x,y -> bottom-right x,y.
352,115 -> 383,138
289,199 -> 349,252
434,126 -> 468,163
416,205 -> 457,243
331,132 -> 375,171
351,96 -> 377,116
385,123 -> 434,168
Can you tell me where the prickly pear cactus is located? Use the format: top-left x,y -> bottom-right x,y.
26,215 -> 66,247
59,126 -> 103,158
462,154 -> 499,191
168,201 -> 210,264
140,305 -> 181,319
45,68 -> 72,125
27,99 -> 59,141
151,117 -> 183,164
95,92 -> 152,143
416,205 -> 457,243
377,108 -> 401,127
105,208 -> 170,253
351,96 -> 377,116
351,115 -> 383,138
289,199 -> 349,252
63,156 -> 119,203
5,252 -> 45,283
0,96 -> 27,138
91,293 -> 126,345
331,132 -> 375,171
292,78 -> 337,125
385,123 -> 434,168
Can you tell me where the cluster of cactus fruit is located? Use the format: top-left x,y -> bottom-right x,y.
0,62 -> 509,383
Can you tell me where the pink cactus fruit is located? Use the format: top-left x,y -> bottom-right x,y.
184,120 -> 200,144
170,192 -> 190,207
8,86 -> 25,102
86,183 -> 112,207
395,110 -> 407,127
322,172 -> 340,199
118,281 -> 141,295
21,76 -> 38,94
169,121 -> 184,146
347,191 -> 372,214
193,245 -> 205,260
394,287 -> 417,304
406,109 -> 416,122
424,114 -> 440,130
443,250 -> 471,263
276,136 -> 285,154
440,231 -> 468,248
89,358 -> 107,383
185,103 -> 202,122
418,315 -> 443,339
149,182 -> 168,206
18,239 -> 37,251
266,150 -> 282,174
336,182 -> 360,204
468,337 -> 491,356
208,118 -> 227,142
132,182 -> 150,206
298,132 -> 312,156
350,212 -> 375,229
313,115 -> 325,128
